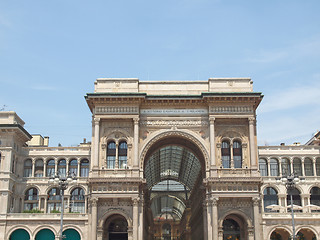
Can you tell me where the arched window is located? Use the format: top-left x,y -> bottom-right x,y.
310,187 -> 320,208
57,159 -> 66,177
46,159 -> 55,177
35,159 -> 44,177
287,187 -> 301,211
304,158 -> 314,176
316,158 -> 320,176
259,158 -> 268,176
107,141 -> 116,169
80,159 -> 89,177
270,158 -> 279,176
47,188 -> 62,213
118,141 -> 128,169
293,158 -> 302,176
263,187 -> 278,212
221,140 -> 231,168
69,159 -> 78,176
24,188 -> 38,210
70,187 -> 85,213
281,158 -> 291,176
23,159 -> 32,177
233,141 -> 242,168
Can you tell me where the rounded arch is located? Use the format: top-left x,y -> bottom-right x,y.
68,185 -> 86,195
262,184 -> 281,194
296,226 -> 318,238
102,128 -> 133,145
24,185 -> 40,195
140,129 -> 209,171
7,226 -> 32,240
63,225 -> 84,240
34,228 -> 56,240
267,226 -> 292,240
218,210 -> 253,228
98,209 -> 133,229
33,225 -> 57,236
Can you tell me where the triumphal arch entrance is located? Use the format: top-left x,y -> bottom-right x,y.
85,78 -> 263,240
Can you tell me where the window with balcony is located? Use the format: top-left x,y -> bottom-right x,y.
24,188 -> 38,210
47,188 -> 62,213
70,187 -> 85,213
263,187 -> 278,212
57,159 -> 66,177
23,159 -> 32,177
46,159 -> 55,177
69,159 -> 78,176
221,140 -> 231,168
34,159 -> 44,177
80,159 -> 89,177
233,141 -> 242,168
118,141 -> 128,169
259,158 -> 268,176
107,141 -> 116,169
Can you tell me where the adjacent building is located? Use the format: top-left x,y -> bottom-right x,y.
0,78 -> 319,240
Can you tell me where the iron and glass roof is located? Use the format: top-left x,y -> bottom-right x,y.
145,145 -> 202,220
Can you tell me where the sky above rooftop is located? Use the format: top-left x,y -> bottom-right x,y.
1,0 -> 319,147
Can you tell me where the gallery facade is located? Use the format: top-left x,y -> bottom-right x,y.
0,78 -> 319,240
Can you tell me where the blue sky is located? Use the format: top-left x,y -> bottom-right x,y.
1,0 -> 319,147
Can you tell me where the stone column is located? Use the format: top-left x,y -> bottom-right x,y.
301,159 -> 305,176
212,197 -> 219,240
43,160 -> 47,177
248,117 -> 257,167
93,118 -> 100,169
206,197 -> 213,240
31,159 -> 35,177
253,197 -> 261,240
138,198 -> 144,239
132,197 -> 139,240
77,160 -> 80,177
313,158 -> 317,176
91,198 -> 98,240
290,158 -> 294,176
267,158 -> 271,177
209,116 -> 216,167
202,202 -> 208,240
133,118 -> 139,168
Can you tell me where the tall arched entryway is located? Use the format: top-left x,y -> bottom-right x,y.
103,214 -> 128,240
222,214 -> 249,240
142,134 -> 207,240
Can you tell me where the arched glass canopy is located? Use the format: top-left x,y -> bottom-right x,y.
145,145 -> 202,220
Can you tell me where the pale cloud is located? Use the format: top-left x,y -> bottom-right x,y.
258,82 -> 320,114
247,35 -> 320,63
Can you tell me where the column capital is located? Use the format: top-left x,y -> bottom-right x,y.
132,197 -> 140,206
248,117 -> 256,124
133,117 -> 140,124
209,116 -> 216,124
212,197 -> 219,206
252,197 -> 260,206
94,117 -> 100,125
90,197 -> 98,206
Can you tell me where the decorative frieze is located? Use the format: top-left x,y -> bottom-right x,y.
140,120 -> 208,127
209,106 -> 253,114
95,106 -> 139,114
140,108 -> 208,115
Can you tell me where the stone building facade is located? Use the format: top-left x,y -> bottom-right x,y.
0,78 -> 319,240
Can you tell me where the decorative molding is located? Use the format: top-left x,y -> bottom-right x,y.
140,108 -> 208,115
210,106 -> 253,114
96,106 -> 139,114
140,120 -> 208,127
140,130 -> 210,170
